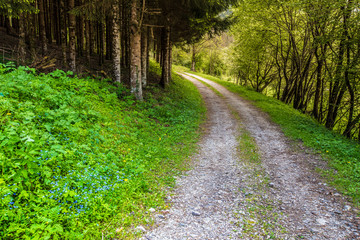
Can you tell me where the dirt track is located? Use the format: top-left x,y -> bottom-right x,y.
142,73 -> 359,239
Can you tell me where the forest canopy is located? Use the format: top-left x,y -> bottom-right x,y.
0,0 -> 237,100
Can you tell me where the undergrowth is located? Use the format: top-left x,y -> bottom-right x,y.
185,69 -> 360,206
0,61 -> 205,239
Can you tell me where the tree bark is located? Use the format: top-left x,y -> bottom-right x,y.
59,0 -> 67,65
98,22 -> 104,66
325,3 -> 351,129
38,0 -> 48,55
141,26 -> 148,87
106,15 -> 113,60
78,5 -> 85,57
85,20 -> 91,64
112,0 -> 121,83
160,25 -> 171,88
130,0 -> 143,100
18,14 -> 26,65
169,43 -> 172,81
191,44 -> 196,72
28,12 -> 36,60
68,0 -> 76,72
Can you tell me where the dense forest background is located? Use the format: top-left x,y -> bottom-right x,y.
0,0 -> 235,99
1,0 -> 360,140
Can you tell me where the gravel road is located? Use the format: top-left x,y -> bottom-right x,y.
141,73 -> 359,240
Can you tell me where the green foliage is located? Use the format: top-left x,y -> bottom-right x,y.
0,62 -> 205,239
172,47 -> 192,69
187,70 -> 360,205
0,0 -> 37,17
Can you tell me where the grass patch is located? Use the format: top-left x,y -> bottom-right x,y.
0,61 -> 205,239
186,70 -> 360,205
233,111 -> 285,239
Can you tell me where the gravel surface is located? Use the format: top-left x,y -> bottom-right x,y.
141,73 -> 360,240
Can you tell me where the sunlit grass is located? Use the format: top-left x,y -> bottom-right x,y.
0,61 -> 205,239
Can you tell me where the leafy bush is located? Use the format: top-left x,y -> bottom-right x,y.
0,62 -> 205,239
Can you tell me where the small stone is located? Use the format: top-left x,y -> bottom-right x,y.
334,210 -> 342,214
157,214 -> 165,219
192,211 -> 201,216
179,222 -> 186,227
268,182 -> 275,188
316,218 -> 327,225
344,205 -> 351,211
149,208 -> 156,213
135,226 -> 146,233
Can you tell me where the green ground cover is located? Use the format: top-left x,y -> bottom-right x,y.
0,62 -> 205,239
185,70 -> 360,206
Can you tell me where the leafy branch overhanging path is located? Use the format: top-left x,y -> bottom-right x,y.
142,73 -> 359,239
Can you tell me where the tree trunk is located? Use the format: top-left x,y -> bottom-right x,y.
146,27 -> 151,82
98,22 -> 104,66
169,43 -> 172,81
312,49 -> 323,120
141,26 -> 148,87
112,0 -> 121,83
38,0 -> 48,55
45,0 -> 53,44
68,0 -> 76,72
160,25 -> 170,88
343,30 -> 356,138
325,3 -> 351,129
130,0 -> 142,100
59,0 -> 67,65
18,14 -> 26,65
28,12 -> 36,60
54,0 -> 61,45
156,30 -> 161,64
85,20 -> 91,64
106,15 -> 113,60
5,17 -> 12,35
90,21 -> 96,55
77,14 -> 84,56
191,44 -> 196,71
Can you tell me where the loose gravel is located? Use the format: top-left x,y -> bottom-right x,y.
141,73 -> 359,240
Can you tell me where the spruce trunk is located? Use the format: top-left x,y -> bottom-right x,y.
130,0 -> 142,100
141,27 -> 148,87
112,0 -> 121,83
68,0 -> 76,72
18,14 -> 26,65
38,0 -> 47,55
160,26 -> 170,88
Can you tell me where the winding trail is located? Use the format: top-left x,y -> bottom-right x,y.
142,73 -> 359,239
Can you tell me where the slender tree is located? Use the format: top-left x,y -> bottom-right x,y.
130,0 -> 142,100
68,0 -> 76,72
112,0 -> 121,83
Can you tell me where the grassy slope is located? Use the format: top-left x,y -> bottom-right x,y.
184,69 -> 360,205
0,62 -> 205,239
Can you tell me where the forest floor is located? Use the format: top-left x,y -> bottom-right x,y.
141,73 -> 360,239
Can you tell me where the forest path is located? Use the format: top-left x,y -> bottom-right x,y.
142,73 -> 359,239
